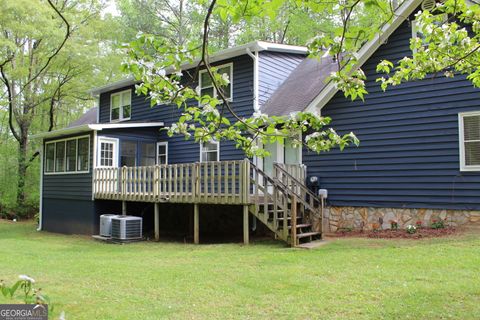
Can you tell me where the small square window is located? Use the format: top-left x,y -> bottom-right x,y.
198,64 -> 233,103
459,112 -> 480,171
110,90 -> 132,122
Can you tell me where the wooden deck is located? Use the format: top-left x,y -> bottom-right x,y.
93,160 -> 323,247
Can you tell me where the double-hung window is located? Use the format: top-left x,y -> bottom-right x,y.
157,142 -> 168,165
459,111 -> 480,171
200,140 -> 219,162
110,90 -> 131,122
199,64 -> 233,102
44,136 -> 90,174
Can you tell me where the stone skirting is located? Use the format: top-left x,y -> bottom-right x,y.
322,206 -> 480,232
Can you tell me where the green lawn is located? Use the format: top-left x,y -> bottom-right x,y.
1,221 -> 480,319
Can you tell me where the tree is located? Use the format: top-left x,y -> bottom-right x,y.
0,0 -> 123,213
122,0 -> 480,163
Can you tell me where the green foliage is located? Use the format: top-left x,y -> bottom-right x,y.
0,275 -> 51,307
431,219 -> 446,229
377,0 -> 480,89
405,225 -> 417,234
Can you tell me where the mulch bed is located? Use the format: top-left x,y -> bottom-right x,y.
333,227 -> 457,239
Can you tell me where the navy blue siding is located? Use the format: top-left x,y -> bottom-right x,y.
42,132 -> 95,234
43,132 -> 94,201
98,55 -> 256,162
42,198 -> 96,234
258,52 -> 305,106
304,17 -> 480,211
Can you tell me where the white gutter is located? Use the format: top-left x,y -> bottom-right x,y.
246,48 -> 260,111
37,140 -> 43,231
89,41 -> 308,96
305,0 -> 422,113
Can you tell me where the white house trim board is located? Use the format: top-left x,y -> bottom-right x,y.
305,0 -> 423,113
458,111 -> 480,172
97,137 -> 119,167
37,139 -> 44,231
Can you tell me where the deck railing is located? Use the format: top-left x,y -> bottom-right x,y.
93,160 -> 251,204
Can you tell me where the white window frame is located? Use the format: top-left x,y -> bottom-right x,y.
411,14 -> 448,53
110,89 -> 132,122
200,140 -> 220,162
97,137 -> 119,168
198,63 -> 233,104
459,111 -> 480,171
156,141 -> 169,165
44,135 -> 90,175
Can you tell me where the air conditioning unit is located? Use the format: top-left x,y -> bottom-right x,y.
111,216 -> 143,241
100,214 -> 120,237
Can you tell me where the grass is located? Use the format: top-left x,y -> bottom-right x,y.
1,221 -> 480,319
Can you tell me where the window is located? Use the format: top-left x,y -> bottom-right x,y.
200,140 -> 219,162
157,142 -> 168,165
110,90 -> 131,122
66,139 -> 77,172
44,136 -> 90,174
412,14 -> 447,52
45,143 -> 55,173
459,112 -> 480,171
98,137 -> 118,167
120,141 -> 136,167
77,137 -> 89,171
199,64 -> 233,102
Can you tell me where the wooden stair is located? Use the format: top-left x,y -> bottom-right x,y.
248,163 -> 323,247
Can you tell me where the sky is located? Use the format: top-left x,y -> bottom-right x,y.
103,0 -> 120,16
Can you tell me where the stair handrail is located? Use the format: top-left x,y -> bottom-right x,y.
273,163 -> 324,223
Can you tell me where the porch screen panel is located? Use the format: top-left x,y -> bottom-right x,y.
45,143 -> 55,172
121,141 -> 136,167
66,140 -> 77,172
141,143 -> 156,166
55,141 -> 66,172
77,138 -> 89,171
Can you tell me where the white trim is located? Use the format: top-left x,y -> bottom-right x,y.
110,89 -> 132,122
88,41 -> 308,96
44,135 -> 90,175
156,141 -> 169,164
200,140 -> 220,162
459,111 -> 480,171
92,131 -> 97,200
37,139 -> 44,231
32,122 -> 164,139
198,63 -> 233,103
305,0 -> 423,113
97,137 -> 119,167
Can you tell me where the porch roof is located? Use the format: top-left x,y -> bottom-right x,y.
32,121 -> 165,140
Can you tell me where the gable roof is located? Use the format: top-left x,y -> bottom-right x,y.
262,55 -> 338,116
304,0 -> 423,113
89,41 -> 307,96
67,107 -> 98,128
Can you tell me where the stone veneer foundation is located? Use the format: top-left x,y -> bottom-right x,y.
320,206 -> 480,232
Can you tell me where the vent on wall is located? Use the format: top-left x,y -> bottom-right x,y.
421,0 -> 436,11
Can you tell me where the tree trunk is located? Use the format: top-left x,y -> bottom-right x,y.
16,133 -> 28,211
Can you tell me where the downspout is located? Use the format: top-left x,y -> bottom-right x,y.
246,47 -> 259,232
246,48 -> 259,112
37,140 -> 44,231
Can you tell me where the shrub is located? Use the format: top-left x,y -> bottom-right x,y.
431,219 -> 446,229
406,225 -> 417,234
415,220 -> 423,228
390,220 -> 398,230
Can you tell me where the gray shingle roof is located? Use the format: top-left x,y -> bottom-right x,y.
261,56 -> 338,116
67,107 -> 98,128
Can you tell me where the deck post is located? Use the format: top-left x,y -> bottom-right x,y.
194,204 -> 199,244
154,202 -> 159,241
122,201 -> 127,215
243,205 -> 249,245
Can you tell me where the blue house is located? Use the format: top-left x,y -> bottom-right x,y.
35,0 -> 480,245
